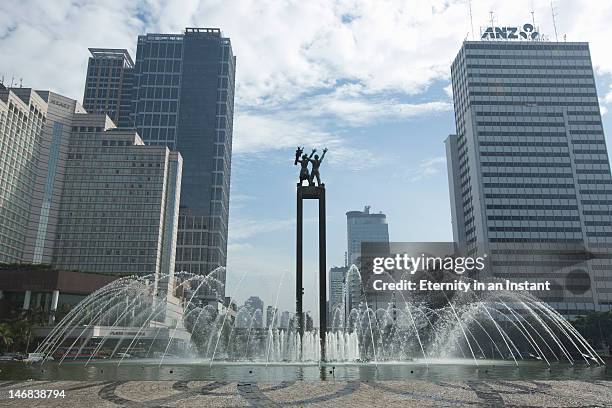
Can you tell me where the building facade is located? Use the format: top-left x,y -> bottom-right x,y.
346,206 -> 389,310
279,310 -> 291,330
83,28 -> 236,302
347,206 -> 389,267
0,86 -> 50,263
83,49 -> 134,128
328,265 -> 347,327
445,39 -> 612,315
0,86 -> 182,288
0,264 -> 117,324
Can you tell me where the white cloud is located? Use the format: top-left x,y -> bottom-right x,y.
3,0 -> 612,156
444,83 -> 453,99
233,111 -> 337,154
229,216 -> 320,242
296,87 -> 452,127
601,85 -> 612,104
408,156 -> 447,182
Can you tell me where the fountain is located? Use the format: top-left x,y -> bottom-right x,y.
22,148 -> 605,379
30,264 -> 602,368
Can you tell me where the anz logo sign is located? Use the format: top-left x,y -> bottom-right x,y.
481,23 -> 540,41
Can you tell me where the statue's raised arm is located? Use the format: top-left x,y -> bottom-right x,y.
294,147 -> 304,165
307,148 -> 327,186
320,148 -> 328,162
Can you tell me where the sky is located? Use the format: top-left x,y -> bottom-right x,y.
3,0 -> 612,321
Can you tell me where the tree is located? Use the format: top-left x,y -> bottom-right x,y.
0,323 -> 14,353
571,311 -> 612,351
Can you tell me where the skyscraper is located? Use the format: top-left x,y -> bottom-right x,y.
279,310 -> 291,329
83,28 -> 236,302
347,206 -> 390,267
328,265 -> 347,327
346,206 -> 389,310
83,49 -> 134,127
0,86 -> 182,286
445,37 -> 612,316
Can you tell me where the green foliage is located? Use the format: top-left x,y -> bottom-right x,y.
0,323 -> 14,352
571,311 -> 612,351
0,311 -> 38,354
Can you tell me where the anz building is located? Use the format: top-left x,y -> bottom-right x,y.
445,28 -> 612,316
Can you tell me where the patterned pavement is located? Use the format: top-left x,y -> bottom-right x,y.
0,379 -> 610,407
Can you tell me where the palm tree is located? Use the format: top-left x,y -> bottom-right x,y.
0,323 -> 14,353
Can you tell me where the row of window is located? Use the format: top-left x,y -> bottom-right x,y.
484,183 -> 575,189
470,91 -> 597,98
480,141 -> 567,147
469,72 -> 593,79
465,43 -> 589,51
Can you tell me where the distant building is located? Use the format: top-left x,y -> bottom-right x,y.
346,206 -> 389,310
445,39 -> 612,316
347,206 -> 389,267
0,86 -> 181,290
304,312 -> 314,332
279,310 -> 291,329
328,266 -> 347,327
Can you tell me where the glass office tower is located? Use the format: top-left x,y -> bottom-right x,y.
445,40 -> 612,316
83,49 -> 134,128
84,28 -> 236,302
346,206 -> 389,310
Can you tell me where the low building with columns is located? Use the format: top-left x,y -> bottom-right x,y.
0,264 -> 116,324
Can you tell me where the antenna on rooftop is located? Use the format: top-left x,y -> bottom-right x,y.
19,78 -> 22,88
9,76 -> 14,87
489,11 -> 496,40
551,0 -> 559,41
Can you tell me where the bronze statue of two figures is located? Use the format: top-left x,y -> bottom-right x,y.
294,147 -> 327,186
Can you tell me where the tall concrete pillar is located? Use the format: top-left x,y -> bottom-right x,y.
49,290 -> 60,325
23,290 -> 32,310
296,184 -> 327,362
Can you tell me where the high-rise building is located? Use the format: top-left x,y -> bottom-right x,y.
82,28 -> 236,303
347,206 -> 389,267
328,265 -> 347,326
445,38 -> 612,315
83,49 -> 134,127
0,85 -> 182,288
0,85 -> 49,263
279,310 -> 291,330
346,206 -> 389,310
